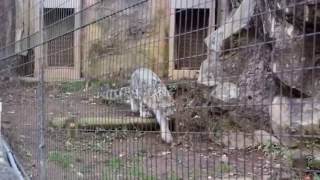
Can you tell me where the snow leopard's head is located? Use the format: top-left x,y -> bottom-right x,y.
159,97 -> 176,119
119,87 -> 131,104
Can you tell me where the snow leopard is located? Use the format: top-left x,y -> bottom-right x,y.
98,85 -> 130,104
130,68 -> 175,144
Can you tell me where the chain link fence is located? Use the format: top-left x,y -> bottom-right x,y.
0,0 -> 319,179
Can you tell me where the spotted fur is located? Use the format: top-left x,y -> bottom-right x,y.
130,68 -> 175,144
98,86 -> 130,104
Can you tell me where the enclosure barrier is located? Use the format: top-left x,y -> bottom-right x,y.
0,0 -> 319,179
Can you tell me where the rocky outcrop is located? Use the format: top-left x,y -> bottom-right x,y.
270,96 -> 320,147
197,0 -> 320,148
222,130 -> 279,149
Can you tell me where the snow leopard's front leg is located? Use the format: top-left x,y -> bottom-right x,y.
155,109 -> 173,144
139,101 -> 153,118
130,96 -> 139,112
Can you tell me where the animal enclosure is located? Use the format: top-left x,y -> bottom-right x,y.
0,0 -> 320,179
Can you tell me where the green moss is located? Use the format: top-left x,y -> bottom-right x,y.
217,162 -> 231,173
103,155 -> 156,180
48,151 -> 73,168
59,81 -> 85,93
108,158 -> 122,169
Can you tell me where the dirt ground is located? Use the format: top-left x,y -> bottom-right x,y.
0,79 -> 289,180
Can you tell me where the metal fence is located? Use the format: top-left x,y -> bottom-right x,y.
0,0 -> 319,179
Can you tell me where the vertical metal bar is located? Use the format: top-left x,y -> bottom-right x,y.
0,102 -> 2,136
37,0 -> 46,179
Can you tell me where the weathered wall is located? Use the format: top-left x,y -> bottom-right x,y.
0,0 -> 16,72
81,0 -> 170,83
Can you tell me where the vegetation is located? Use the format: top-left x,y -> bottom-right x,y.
217,162 -> 231,174
59,81 -> 86,93
103,155 -> 156,180
48,151 -> 73,169
259,141 -> 286,157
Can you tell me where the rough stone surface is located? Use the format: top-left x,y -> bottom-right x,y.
199,43 -> 277,131
222,130 -> 279,149
270,96 -> 320,146
254,130 -> 280,145
197,53 -> 222,87
237,45 -> 276,112
198,37 -> 259,87
222,131 -> 255,149
210,82 -> 239,102
271,23 -> 320,97
290,149 -> 320,170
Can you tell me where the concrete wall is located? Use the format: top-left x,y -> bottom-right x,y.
17,0 -> 172,81
20,0 -> 82,81
81,0 -> 170,84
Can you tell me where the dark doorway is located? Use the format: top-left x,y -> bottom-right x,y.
44,8 -> 75,67
174,8 -> 210,70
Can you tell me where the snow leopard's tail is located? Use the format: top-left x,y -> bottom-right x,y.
98,86 -> 130,103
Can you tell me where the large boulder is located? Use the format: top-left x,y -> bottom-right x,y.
270,96 -> 320,147
271,20 -> 320,97
210,82 -> 239,102
199,43 -> 277,131
197,52 -> 223,87
258,0 -> 320,97
222,130 -> 279,150
237,44 -> 276,108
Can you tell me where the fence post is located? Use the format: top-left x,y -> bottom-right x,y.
37,0 -> 46,179
0,102 -> 2,136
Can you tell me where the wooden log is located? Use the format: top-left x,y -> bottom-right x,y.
50,116 -> 159,130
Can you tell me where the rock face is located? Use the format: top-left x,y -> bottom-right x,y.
196,0 -> 320,148
210,82 -> 239,102
237,45 -> 276,111
197,52 -> 222,87
222,130 -> 279,149
270,96 -> 320,146
199,43 -> 277,131
271,20 -> 320,97
205,0 -> 256,51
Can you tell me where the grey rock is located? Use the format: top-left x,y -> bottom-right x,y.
237,45 -> 276,109
289,149 -> 320,169
197,53 -> 222,87
259,0 -> 320,97
268,166 -> 297,180
205,0 -> 256,51
222,131 -> 255,149
222,130 -> 279,150
210,82 -> 239,101
271,22 -> 320,97
200,44 -> 276,131
270,96 -> 320,147
254,130 -> 280,145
